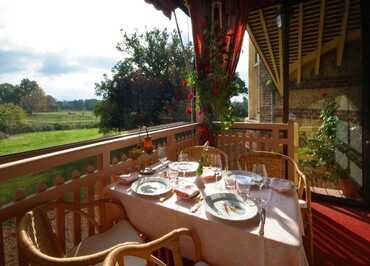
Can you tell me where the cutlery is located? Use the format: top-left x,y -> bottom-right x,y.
259,208 -> 266,236
159,193 -> 173,203
191,197 -> 203,213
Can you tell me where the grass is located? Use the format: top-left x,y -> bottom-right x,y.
24,111 -> 99,126
0,128 -> 103,155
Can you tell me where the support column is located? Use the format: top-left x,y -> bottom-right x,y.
282,0 -> 290,123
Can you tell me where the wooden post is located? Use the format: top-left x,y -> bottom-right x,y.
282,0 -> 290,123
0,223 -> 5,266
361,0 -> 370,206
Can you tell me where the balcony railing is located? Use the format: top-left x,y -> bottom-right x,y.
0,121 -> 298,266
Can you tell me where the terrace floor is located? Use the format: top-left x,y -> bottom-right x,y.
310,201 -> 370,266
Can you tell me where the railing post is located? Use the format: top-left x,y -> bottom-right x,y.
288,120 -> 299,182
166,135 -> 177,161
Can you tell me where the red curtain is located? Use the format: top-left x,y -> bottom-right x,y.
187,0 -> 249,78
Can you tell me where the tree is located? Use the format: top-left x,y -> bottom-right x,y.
46,95 -> 58,111
0,103 -> 26,134
232,96 -> 248,120
17,79 -> 47,113
95,28 -> 193,132
0,83 -> 18,104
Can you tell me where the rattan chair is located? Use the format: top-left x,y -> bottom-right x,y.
180,145 -> 229,170
17,198 -> 147,266
238,151 -> 314,265
103,228 -> 208,266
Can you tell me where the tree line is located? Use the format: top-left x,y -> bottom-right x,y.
0,79 -> 99,113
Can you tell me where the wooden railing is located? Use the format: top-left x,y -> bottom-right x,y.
215,121 -> 299,173
0,121 -> 298,266
0,123 -> 199,266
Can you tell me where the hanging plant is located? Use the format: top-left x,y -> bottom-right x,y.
186,29 -> 244,132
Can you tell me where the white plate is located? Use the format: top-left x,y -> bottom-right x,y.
169,161 -> 199,173
131,177 -> 172,197
227,170 -> 263,185
204,193 -> 258,221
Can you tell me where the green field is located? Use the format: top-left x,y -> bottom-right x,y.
24,111 -> 99,127
0,128 -> 104,155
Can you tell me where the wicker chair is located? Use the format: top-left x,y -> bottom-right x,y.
180,145 -> 229,170
17,198 -> 147,266
238,151 -> 314,265
103,228 -> 208,266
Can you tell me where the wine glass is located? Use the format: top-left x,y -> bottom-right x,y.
212,154 -> 223,186
178,152 -> 189,162
157,145 -> 167,164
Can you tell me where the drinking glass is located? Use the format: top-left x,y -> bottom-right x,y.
223,172 -> 236,192
157,145 -> 167,164
236,179 -> 251,203
167,169 -> 178,187
178,152 -> 189,162
252,163 -> 267,177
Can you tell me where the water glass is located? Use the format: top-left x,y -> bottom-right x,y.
236,179 -> 251,202
167,169 -> 178,187
252,163 -> 267,177
223,172 -> 236,191
178,152 -> 189,162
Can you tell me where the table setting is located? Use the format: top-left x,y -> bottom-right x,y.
107,157 -> 308,266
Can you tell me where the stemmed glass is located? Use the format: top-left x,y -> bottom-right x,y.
210,154 -> 223,187
236,179 -> 251,205
157,145 -> 167,165
252,163 -> 270,210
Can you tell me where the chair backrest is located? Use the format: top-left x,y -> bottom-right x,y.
238,151 -> 311,203
18,206 -> 65,261
103,228 -> 202,266
181,145 -> 229,170
238,151 -> 288,178
17,198 -> 129,266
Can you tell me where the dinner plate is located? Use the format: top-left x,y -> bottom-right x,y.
169,161 -> 199,173
131,177 -> 172,197
204,193 -> 258,221
227,170 -> 264,186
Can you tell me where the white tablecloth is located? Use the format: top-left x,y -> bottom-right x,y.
106,179 -> 308,266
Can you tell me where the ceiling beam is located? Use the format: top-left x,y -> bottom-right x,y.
297,2 -> 303,83
315,0 -> 326,75
259,9 -> 281,88
290,29 -> 361,76
247,25 -> 281,95
337,0 -> 350,66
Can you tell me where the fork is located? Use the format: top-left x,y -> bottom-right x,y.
259,208 -> 266,235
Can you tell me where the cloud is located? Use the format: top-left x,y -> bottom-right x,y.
0,48 -> 116,77
0,49 -> 39,73
38,54 -> 81,75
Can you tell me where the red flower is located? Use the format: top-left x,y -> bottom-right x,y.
186,107 -> 192,114
181,79 -> 188,87
187,91 -> 193,100
321,92 -> 328,97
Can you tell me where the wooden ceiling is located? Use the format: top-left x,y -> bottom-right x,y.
247,0 -> 361,95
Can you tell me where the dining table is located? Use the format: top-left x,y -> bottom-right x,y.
105,161 -> 309,266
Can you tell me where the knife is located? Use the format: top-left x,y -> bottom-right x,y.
259,208 -> 266,236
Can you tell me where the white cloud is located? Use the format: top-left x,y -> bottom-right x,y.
0,0 -> 248,100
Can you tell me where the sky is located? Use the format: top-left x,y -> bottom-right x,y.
0,0 -> 248,101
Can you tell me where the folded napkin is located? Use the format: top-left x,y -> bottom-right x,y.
174,183 -> 199,199
118,173 -> 139,185
269,178 -> 293,192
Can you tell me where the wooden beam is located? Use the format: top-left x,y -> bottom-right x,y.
297,3 -> 303,83
315,0 -> 326,75
247,25 -> 281,95
282,0 -> 289,123
337,0 -> 350,66
279,12 -> 284,92
259,9 -> 281,88
289,29 -> 361,76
